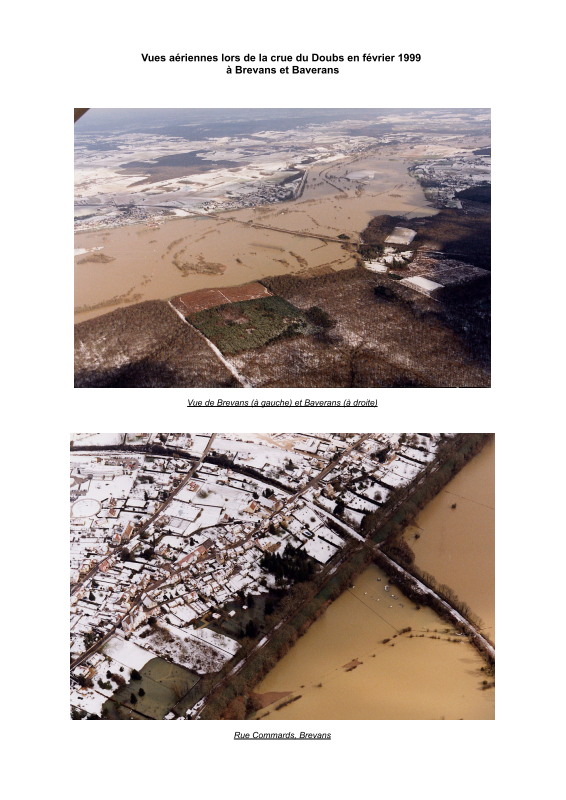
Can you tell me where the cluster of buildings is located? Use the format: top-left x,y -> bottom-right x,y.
70,432 -> 449,717
74,202 -> 166,233
409,149 -> 491,208
398,254 -> 490,299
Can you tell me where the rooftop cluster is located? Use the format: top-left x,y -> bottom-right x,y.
70,432 -> 450,718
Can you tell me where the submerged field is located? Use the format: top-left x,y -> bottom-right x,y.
74,144 -> 438,322
252,564 -> 494,720
74,126 -> 490,387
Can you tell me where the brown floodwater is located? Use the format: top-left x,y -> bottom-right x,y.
252,443 -> 495,720
74,145 -> 436,322
252,564 -> 494,720
405,438 -> 495,640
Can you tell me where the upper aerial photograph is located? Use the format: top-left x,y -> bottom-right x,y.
74,109 -> 491,388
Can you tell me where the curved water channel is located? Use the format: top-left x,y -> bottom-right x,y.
74,145 -> 435,322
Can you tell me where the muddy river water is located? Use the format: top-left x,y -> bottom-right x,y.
74,144 -> 437,322
252,443 -> 495,720
406,437 -> 495,639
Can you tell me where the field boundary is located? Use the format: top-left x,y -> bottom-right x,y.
166,301 -> 251,387
170,282 -> 273,316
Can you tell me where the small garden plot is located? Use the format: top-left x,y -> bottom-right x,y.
390,457 -> 421,481
379,470 -> 410,489
133,622 -> 232,674
256,534 -> 282,552
292,505 -> 321,527
70,686 -> 106,716
188,627 -> 240,657
359,482 -> 391,504
343,508 -> 365,528
168,517 -> 191,533
189,435 -> 210,455
174,482 -> 202,503
284,517 -> 304,536
401,445 -> 435,463
181,530 -> 211,551
315,494 -> 337,513
71,433 -> 124,446
103,635 -> 154,670
343,493 -> 378,513
303,536 -> 338,564
174,605 -> 199,625
284,534 -> 304,549
167,500 -> 201,521
159,535 -> 184,550
316,526 -> 344,548
88,655 -> 133,697
186,505 -> 221,530
188,296 -> 313,356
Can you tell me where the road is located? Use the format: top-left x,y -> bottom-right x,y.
187,434 -> 373,717
71,434 -> 216,598
70,433 -> 365,673
191,435 -> 493,718
72,435 -> 493,707
70,435 -> 217,669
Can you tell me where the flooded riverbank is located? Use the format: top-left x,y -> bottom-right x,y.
75,145 -> 436,323
252,442 -> 495,720
252,564 -> 494,720
404,437 -> 495,639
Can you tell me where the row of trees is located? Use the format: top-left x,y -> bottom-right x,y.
260,544 -> 316,584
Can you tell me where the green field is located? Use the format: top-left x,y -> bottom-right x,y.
188,296 -> 313,355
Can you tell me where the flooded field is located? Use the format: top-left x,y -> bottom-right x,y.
252,564 -> 494,720
404,438 -> 495,639
74,145 -> 436,322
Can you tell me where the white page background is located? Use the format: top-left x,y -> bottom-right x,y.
5,0 -> 554,795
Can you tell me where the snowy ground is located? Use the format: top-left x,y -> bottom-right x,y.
132,622 -> 235,674
102,635 -> 154,670
71,433 -> 124,446
188,627 -> 240,656
384,227 -> 416,245
303,537 -> 338,564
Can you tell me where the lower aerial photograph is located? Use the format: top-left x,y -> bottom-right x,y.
70,433 -> 495,720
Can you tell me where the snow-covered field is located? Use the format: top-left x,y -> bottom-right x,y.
71,433 -> 124,446
132,622 -> 235,674
71,498 -> 101,518
303,537 -> 338,563
102,636 -> 154,670
401,275 -> 443,294
385,227 -> 416,245
188,627 -> 240,656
